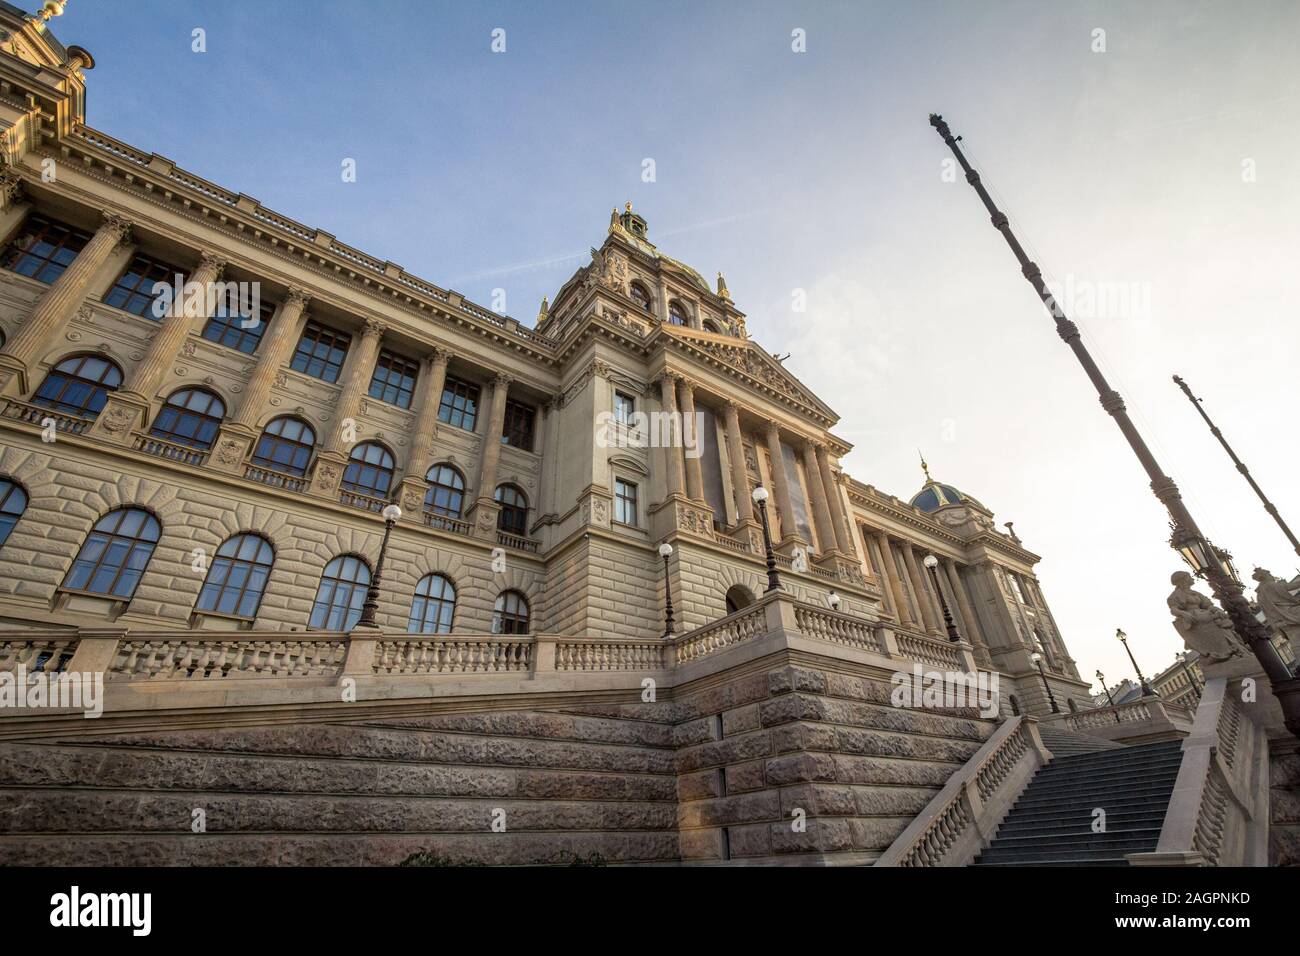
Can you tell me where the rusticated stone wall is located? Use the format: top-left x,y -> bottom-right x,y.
0,657 -> 994,865
1270,745 -> 1300,867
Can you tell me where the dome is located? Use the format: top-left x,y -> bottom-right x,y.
910,482 -> 967,513
909,454 -> 985,513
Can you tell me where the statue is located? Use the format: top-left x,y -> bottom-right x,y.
1167,571 -> 1243,662
1253,567 -> 1300,657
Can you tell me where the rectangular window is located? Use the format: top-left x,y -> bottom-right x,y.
202,298 -> 276,355
368,349 -> 419,408
0,213 -> 92,285
613,391 -> 635,425
615,479 -> 638,526
290,321 -> 351,383
104,254 -> 186,319
438,376 -> 480,431
502,398 -> 535,450
1007,572 -> 1028,605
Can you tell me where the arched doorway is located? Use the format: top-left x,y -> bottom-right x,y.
725,585 -> 756,615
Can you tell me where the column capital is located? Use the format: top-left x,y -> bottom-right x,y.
285,286 -> 312,309
0,166 -> 24,206
428,345 -> 453,367
100,210 -> 133,245
361,317 -> 387,338
196,250 -> 228,277
492,371 -> 513,389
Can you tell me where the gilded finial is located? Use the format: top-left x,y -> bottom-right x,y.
625,201 -> 633,212
37,0 -> 66,22
716,271 -> 731,300
537,295 -> 549,321
918,449 -> 932,482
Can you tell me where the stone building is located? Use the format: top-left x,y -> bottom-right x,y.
8,5 -> 1285,868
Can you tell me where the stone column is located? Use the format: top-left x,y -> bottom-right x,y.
91,251 -> 225,443
800,441 -> 837,555
763,422 -> 799,546
944,557 -> 986,648
902,542 -> 941,635
466,372 -> 511,537
209,289 -> 311,473
876,533 -> 914,627
722,400 -> 752,524
309,318 -> 384,497
658,371 -> 684,498
0,211 -> 132,396
396,347 -> 451,517
863,531 -> 895,618
677,377 -> 705,503
814,443 -> 852,554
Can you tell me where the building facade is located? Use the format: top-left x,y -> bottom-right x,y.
0,8 -> 1090,716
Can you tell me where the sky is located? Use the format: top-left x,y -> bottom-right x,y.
46,0 -> 1300,690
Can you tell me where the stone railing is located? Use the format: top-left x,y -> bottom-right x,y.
244,463 -> 309,492
553,639 -> 667,672
372,635 -> 532,675
792,604 -> 883,654
1045,695 -> 1194,743
339,488 -> 388,514
424,511 -> 473,536
673,601 -> 771,664
132,432 -> 209,466
108,636 -> 346,681
497,531 -> 539,553
875,716 -> 1050,866
894,631 -> 964,670
0,397 -> 93,435
1128,676 -> 1269,867
0,633 -> 79,673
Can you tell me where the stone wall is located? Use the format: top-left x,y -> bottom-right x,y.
0,655 -> 996,866
1270,744 -> 1300,867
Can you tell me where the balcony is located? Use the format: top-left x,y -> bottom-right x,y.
243,463 -> 309,493
497,530 -> 539,553
132,433 -> 209,466
0,397 -> 93,435
338,488 -> 387,514
423,511 -> 473,536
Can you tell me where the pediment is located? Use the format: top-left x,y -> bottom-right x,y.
664,326 -> 838,423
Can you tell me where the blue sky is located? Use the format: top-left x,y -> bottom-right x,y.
50,0 -> 1300,687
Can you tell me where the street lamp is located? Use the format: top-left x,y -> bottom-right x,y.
357,503 -> 402,629
1116,628 -> 1155,697
1178,650 -> 1203,701
1095,669 -> 1122,723
827,590 -> 841,611
658,542 -> 675,637
930,112 -> 1300,739
751,486 -> 782,592
1030,651 -> 1060,714
922,553 -> 962,643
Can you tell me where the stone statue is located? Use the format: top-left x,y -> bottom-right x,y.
1167,571 -> 1242,662
1253,567 -> 1300,656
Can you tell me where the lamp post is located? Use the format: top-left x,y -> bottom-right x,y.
1178,650 -> 1203,701
658,542 -> 675,637
357,503 -> 401,629
922,553 -> 962,643
1031,651 -> 1060,714
1116,628 -> 1155,697
751,486 -> 782,592
930,112 -> 1300,739
1095,669 -> 1122,723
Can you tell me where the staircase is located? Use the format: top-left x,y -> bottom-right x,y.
973,739 -> 1184,866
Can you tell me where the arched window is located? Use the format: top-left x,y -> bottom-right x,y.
62,507 -> 161,600
251,416 -> 316,476
0,477 -> 28,548
492,590 -> 530,635
702,319 -> 722,334
310,554 -> 371,630
725,585 -> 755,615
629,281 -> 652,312
667,300 -> 689,326
408,573 -> 456,634
150,388 -> 225,450
424,463 -> 465,517
342,442 -> 396,499
494,484 -> 528,536
32,354 -> 122,419
194,533 -> 275,620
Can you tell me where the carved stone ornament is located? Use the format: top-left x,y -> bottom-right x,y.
592,498 -> 609,526
402,487 -> 423,512
99,405 -> 135,434
215,438 -> 245,466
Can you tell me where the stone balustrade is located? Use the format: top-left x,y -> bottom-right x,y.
875,716 -> 1050,866
109,636 -> 345,680
1128,676 -> 1270,867
1045,695 -> 1194,743
373,636 -> 532,675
